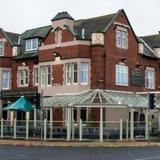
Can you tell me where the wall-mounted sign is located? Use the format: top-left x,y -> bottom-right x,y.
0,88 -> 38,100
131,68 -> 144,86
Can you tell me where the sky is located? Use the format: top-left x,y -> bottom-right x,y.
0,0 -> 159,36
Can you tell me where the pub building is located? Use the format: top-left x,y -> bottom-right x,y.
0,9 -> 160,129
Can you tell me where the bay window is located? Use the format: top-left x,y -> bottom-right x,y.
145,67 -> 155,89
116,64 -> 128,86
2,70 -> 10,89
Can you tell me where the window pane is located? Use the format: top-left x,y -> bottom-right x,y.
47,66 -> 52,85
41,66 -> 46,86
34,68 -> 38,85
2,71 -> 9,89
73,63 -> 78,83
145,67 -> 155,89
116,64 -> 128,86
66,64 -> 72,84
80,63 -> 89,84
0,42 -> 4,56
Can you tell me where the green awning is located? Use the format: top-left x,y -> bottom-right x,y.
4,96 -> 35,111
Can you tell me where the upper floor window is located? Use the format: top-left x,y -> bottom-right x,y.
0,42 -> 4,56
2,70 -> 10,89
80,63 -> 89,85
145,67 -> 155,89
25,38 -> 38,51
65,63 -> 78,85
40,66 -> 52,86
55,29 -> 62,47
116,64 -> 128,86
18,69 -> 29,87
34,68 -> 39,86
116,29 -> 128,49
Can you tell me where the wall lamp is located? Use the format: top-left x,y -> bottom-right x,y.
22,62 -> 27,66
121,58 -> 127,63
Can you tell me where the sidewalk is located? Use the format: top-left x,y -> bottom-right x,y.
0,139 -> 160,147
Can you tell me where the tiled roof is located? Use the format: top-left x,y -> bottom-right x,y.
15,25 -> 51,59
74,13 -> 116,39
51,11 -> 74,21
141,33 -> 160,49
5,31 -> 19,46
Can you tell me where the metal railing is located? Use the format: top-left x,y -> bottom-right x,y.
0,119 -> 159,142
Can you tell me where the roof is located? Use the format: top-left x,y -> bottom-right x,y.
141,33 -> 160,49
43,89 -> 157,109
51,11 -> 74,21
14,25 -> 51,59
138,37 -> 158,59
74,13 -> 116,39
0,28 -> 19,46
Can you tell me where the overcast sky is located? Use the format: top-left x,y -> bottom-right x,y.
0,0 -> 159,36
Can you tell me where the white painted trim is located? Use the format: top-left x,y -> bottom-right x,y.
114,22 -> 131,29
39,40 -> 91,51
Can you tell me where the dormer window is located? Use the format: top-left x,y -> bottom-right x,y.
0,42 -> 4,56
116,26 -> 128,49
25,38 -> 38,51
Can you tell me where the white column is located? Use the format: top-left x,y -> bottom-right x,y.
67,107 -> 71,141
130,108 -> 134,140
1,118 -> 3,138
50,108 -> 53,140
120,119 -> 123,141
71,108 -> 75,140
145,109 -> 149,140
100,107 -> 103,142
26,112 -> 30,121
10,111 -> 14,126
14,118 -> 17,139
126,119 -> 129,140
44,118 -> 47,140
34,108 -> 37,127
79,119 -> 82,141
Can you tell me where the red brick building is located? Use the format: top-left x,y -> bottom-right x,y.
0,9 -> 160,123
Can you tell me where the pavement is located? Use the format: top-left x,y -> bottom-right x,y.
1,139 -> 160,147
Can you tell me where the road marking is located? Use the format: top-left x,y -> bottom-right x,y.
134,157 -> 160,160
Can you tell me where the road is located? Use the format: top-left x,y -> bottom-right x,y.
0,145 -> 160,160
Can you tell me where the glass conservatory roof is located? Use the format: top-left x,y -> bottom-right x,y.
43,89 -> 160,109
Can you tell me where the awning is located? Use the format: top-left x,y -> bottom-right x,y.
4,96 -> 35,111
43,89 -> 159,108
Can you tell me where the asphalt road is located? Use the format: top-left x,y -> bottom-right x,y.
0,145 -> 160,160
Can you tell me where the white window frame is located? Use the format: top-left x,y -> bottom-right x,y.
25,38 -> 38,51
145,67 -> 155,89
2,70 -> 10,90
65,63 -> 72,85
73,63 -> 78,85
40,66 -> 52,87
18,69 -> 29,87
34,68 -> 39,86
115,64 -> 128,86
80,62 -> 89,85
0,42 -> 4,56
116,27 -> 128,49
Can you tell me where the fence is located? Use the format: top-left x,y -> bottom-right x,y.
0,119 -> 159,142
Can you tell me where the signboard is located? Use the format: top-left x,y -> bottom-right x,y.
131,68 -> 144,86
0,88 -> 38,100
